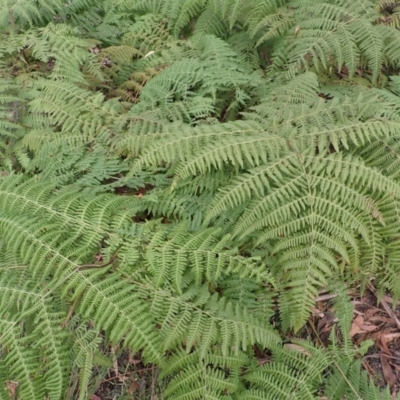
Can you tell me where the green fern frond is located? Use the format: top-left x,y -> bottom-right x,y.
146,224 -> 270,291
19,23 -> 103,84
147,282 -> 280,358
242,340 -> 330,400
0,0 -> 62,29
161,348 -> 247,399
253,0 -> 388,83
0,270 -> 70,399
68,320 -> 111,399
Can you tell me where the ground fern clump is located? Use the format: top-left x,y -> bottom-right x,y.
0,0 -> 400,399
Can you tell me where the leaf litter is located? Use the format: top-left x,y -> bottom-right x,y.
309,283 -> 400,396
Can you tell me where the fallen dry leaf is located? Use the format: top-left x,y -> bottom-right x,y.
314,293 -> 338,302
368,315 -> 394,324
392,364 -> 400,372
380,355 -> 396,388
350,315 -> 364,337
364,308 -> 379,320
312,307 -> 324,318
355,323 -> 377,332
6,381 -> 18,398
370,328 -> 393,342
350,314 -> 377,337
318,312 -> 336,333
379,333 -> 391,355
383,332 -> 400,341
284,343 -> 313,357
128,379 -> 140,395
382,295 -> 394,304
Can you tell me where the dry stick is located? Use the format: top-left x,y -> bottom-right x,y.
76,248 -> 121,271
61,295 -> 80,328
367,284 -> 400,331
61,250 -> 121,327
151,365 -> 158,400
365,354 -> 400,362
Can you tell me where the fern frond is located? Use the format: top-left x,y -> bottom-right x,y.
0,270 -> 70,399
242,340 -> 330,400
148,283 -> 279,358
146,224 -> 269,292
253,0 -> 387,83
161,348 -> 247,399
0,0 -> 62,29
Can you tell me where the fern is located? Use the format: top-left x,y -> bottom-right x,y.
1,0 -> 400,398
0,175 -> 281,397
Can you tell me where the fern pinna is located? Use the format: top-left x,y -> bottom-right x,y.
0,0 -> 400,399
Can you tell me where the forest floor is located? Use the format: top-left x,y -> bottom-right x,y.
312,284 -> 400,397
88,283 -> 400,399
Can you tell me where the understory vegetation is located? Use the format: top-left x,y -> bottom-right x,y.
2,0 -> 400,398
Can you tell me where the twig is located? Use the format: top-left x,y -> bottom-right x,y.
61,295 -> 81,328
315,293 -> 338,302
151,365 -> 158,400
367,284 -> 400,331
61,249 -> 121,326
364,354 -> 400,362
76,248 -> 120,271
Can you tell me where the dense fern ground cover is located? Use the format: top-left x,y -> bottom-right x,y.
2,0 -> 400,398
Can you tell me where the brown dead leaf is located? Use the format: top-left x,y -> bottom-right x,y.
364,308 -> 379,320
383,332 -> 400,341
6,381 -> 18,398
368,316 -> 394,324
312,307 -> 324,318
257,357 -> 271,365
392,364 -> 400,372
350,314 -> 378,337
350,314 -> 364,337
380,355 -> 396,388
371,327 -> 393,341
90,395 -> 102,400
314,293 -> 338,302
284,343 -> 313,357
356,323 -> 377,332
128,379 -> 140,395
318,312 -> 336,333
380,333 -> 391,355
382,295 -> 394,304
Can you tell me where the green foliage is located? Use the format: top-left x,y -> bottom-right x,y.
1,0 -> 400,398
